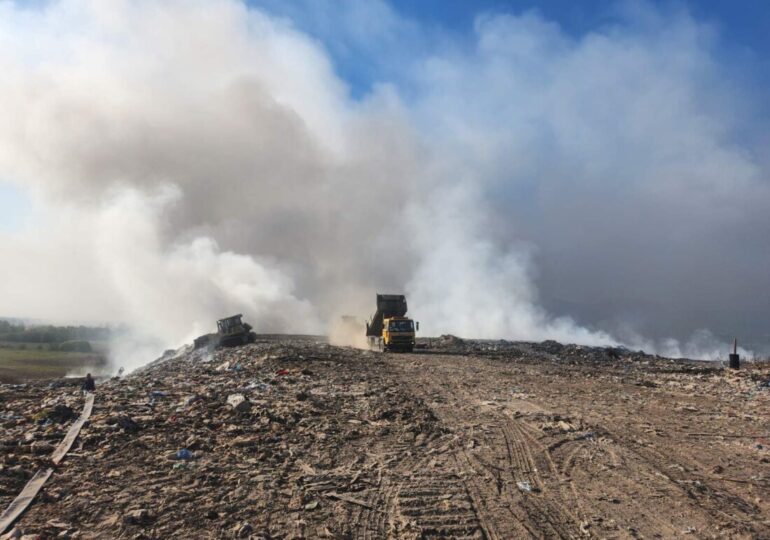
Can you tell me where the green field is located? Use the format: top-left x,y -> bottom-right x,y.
0,346 -> 107,382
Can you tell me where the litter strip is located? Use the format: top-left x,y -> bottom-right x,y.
52,393 -> 94,465
0,468 -> 53,534
0,393 -> 95,535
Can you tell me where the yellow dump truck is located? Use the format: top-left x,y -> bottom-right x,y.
366,294 -> 418,352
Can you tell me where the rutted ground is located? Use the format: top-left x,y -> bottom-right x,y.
1,337 -> 768,538
390,343 -> 770,539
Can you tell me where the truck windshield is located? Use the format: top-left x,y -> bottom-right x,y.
388,320 -> 414,332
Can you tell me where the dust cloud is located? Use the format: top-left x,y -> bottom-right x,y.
328,317 -> 369,350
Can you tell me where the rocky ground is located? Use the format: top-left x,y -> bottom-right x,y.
1,336 -> 769,539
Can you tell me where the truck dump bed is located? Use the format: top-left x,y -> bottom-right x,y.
366,294 -> 408,337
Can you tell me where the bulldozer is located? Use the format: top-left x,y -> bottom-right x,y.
193,314 -> 257,350
216,314 -> 257,347
366,294 -> 418,352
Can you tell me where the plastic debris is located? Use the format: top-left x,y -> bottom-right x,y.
226,393 -> 252,413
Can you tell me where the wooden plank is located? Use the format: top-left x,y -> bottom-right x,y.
51,393 -> 94,465
0,468 -> 53,534
0,393 -> 95,534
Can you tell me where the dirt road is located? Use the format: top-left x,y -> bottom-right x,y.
382,348 -> 769,539
2,338 -> 768,538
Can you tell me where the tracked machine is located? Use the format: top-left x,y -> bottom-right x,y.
366,294 -> 418,352
216,314 -> 257,347
193,314 -> 257,350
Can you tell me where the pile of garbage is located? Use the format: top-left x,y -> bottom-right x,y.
3,335 -> 768,538
424,335 -> 732,369
1,341 -> 446,538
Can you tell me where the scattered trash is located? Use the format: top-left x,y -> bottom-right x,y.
174,448 -> 193,460
437,334 -> 465,347
117,415 -> 140,433
2,527 -> 23,539
235,522 -> 253,538
46,404 -> 75,424
181,395 -> 201,407
123,509 -> 153,526
1,337 -> 767,538
517,481 -> 532,493
148,390 -> 168,407
244,380 -> 270,392
226,393 -> 252,413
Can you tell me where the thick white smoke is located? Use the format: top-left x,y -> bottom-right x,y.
0,0 -> 765,367
405,182 -> 615,345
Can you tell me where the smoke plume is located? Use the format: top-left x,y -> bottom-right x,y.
0,0 -> 767,367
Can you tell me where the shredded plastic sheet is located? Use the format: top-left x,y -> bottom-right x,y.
0,392 -> 94,534
0,468 -> 53,534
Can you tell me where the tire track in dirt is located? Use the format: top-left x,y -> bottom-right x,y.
389,355 -> 587,539
342,392 -> 488,540
390,363 -> 525,538
395,469 -> 483,539
537,376 -> 765,539
502,419 -> 585,538
454,446 -> 532,539
516,374 -> 767,537
357,445 -> 421,539
347,441 -> 487,539
555,438 -> 693,538
606,432 -> 764,535
345,348 -> 769,539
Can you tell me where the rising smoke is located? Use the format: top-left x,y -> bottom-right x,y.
0,0 -> 766,368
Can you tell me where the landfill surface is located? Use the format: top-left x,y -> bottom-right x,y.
1,335 -> 769,539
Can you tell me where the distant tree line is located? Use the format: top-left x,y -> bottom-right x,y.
0,321 -> 111,345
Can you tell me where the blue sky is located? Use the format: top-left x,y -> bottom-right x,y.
381,0 -> 770,60
249,0 -> 770,96
391,0 -> 770,51
0,181 -> 30,232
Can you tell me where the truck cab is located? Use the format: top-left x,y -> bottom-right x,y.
366,294 -> 418,353
382,316 -> 417,352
